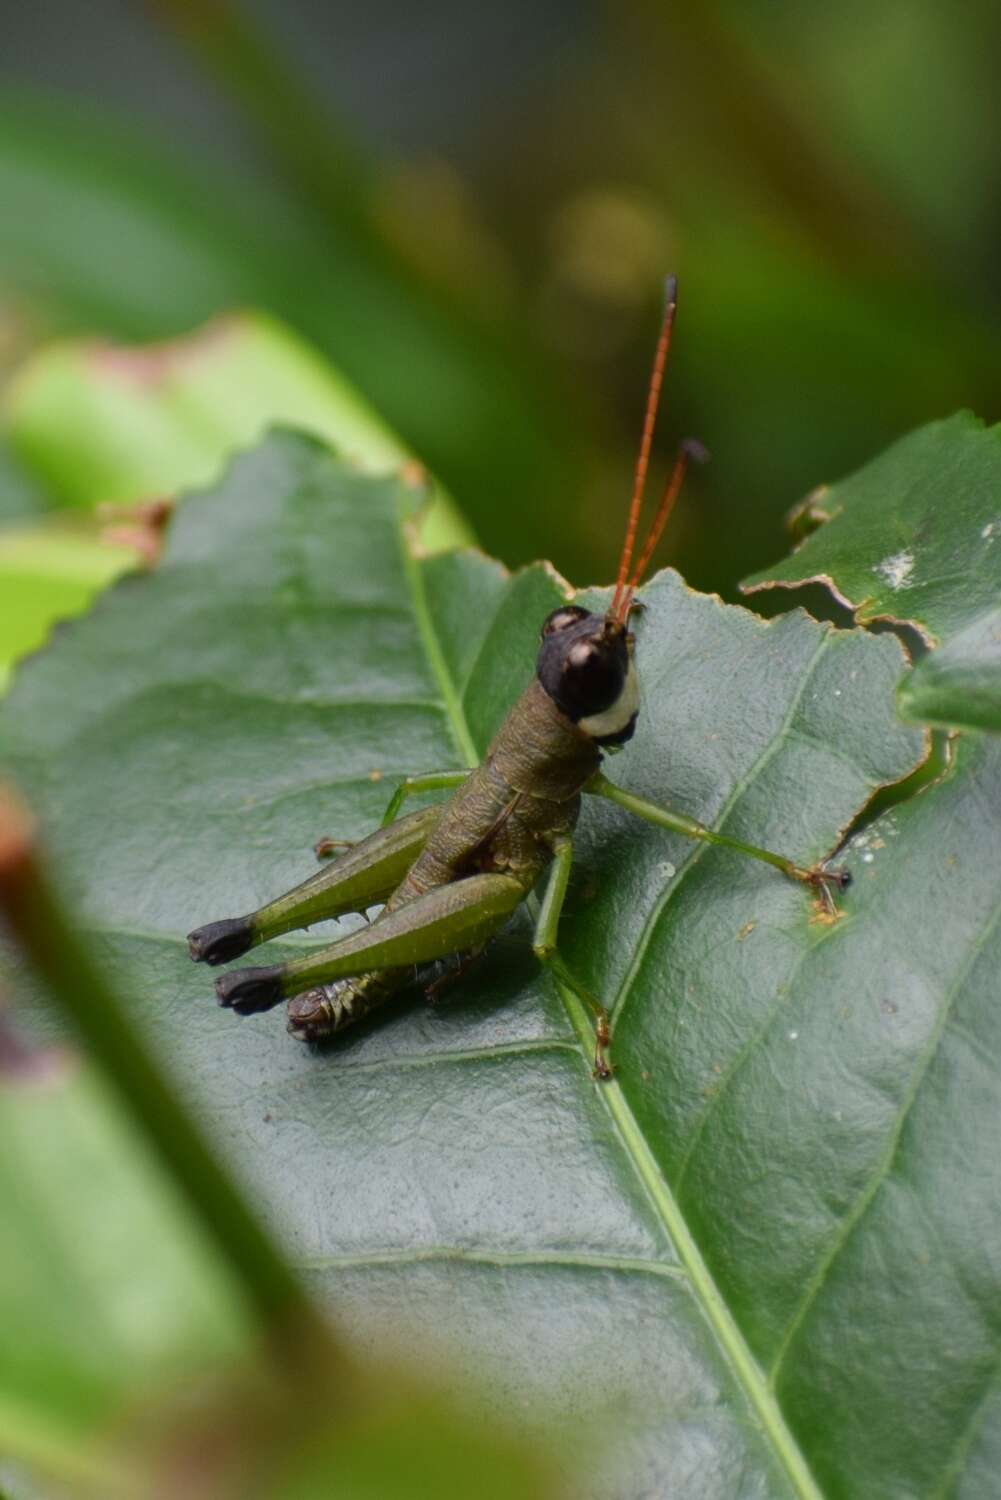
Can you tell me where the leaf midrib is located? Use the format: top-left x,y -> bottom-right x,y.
399,518 -> 478,768
401,534 -> 825,1500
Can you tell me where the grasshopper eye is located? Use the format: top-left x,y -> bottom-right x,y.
541,605 -> 590,639
536,609 -> 631,726
564,640 -> 624,714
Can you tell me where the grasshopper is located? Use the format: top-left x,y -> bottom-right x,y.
187,278 -> 848,1077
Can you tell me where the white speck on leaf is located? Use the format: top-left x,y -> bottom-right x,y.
875,550 -> 915,590
657,860 -> 676,879
788,1031 -> 799,1041
982,522 -> 994,540
862,851 -> 875,864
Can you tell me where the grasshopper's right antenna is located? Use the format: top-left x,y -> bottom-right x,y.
610,275 -> 677,626
608,277 -> 708,628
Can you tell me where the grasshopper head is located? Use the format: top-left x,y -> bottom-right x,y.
537,606 -> 639,746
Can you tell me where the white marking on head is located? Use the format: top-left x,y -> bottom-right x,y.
579,660 -> 640,738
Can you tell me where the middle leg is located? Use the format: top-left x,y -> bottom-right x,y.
533,837 -> 613,1080
586,771 -> 851,913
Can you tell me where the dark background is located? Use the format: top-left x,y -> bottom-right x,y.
3,0 -> 999,593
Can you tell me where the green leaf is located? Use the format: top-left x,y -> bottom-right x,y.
8,433 -> 1000,1498
0,528 -> 134,695
0,1033 -> 251,1490
4,312 -> 470,552
896,606 -> 1001,733
0,312 -> 470,695
0,1016 -> 558,1500
742,412 -> 1001,731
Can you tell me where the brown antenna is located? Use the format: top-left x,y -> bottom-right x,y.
610,275 -> 678,623
608,278 -> 707,626
626,438 -> 709,598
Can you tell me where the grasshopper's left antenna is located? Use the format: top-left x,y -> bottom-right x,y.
609,277 -> 708,627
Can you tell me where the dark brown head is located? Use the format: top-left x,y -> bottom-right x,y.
536,606 -> 639,746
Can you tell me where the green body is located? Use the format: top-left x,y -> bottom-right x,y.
200,654 -> 842,1066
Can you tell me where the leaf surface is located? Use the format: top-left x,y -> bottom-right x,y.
0,1033 -> 250,1487
742,412 -> 1001,733
896,605 -> 1001,734
6,434 -> 1000,1498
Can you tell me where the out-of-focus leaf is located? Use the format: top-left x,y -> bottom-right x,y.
0,1032 -> 250,1489
4,313 -> 469,551
0,442 -> 46,526
0,97 -> 278,339
0,528 -> 134,694
742,412 -> 1001,731
0,94 -> 584,575
0,1007 -> 557,1500
20,434 -> 1001,1500
0,1459 -> 59,1500
0,312 -> 472,695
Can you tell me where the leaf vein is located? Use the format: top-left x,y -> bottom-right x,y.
398,522 -> 478,766
611,630 -> 833,1025
768,896 -> 1001,1387
296,1246 -> 683,1278
928,1351 -> 1001,1500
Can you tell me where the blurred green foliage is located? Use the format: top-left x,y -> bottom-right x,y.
1,0 -> 998,594
0,310 -> 471,688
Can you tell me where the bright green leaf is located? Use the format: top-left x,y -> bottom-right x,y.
4,313 -> 470,552
0,528 -> 134,694
0,312 -> 470,695
8,434 -> 998,1499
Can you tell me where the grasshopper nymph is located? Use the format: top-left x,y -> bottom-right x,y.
188,278 -> 848,1077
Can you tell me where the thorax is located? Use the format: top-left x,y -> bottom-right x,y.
406,680 -> 598,892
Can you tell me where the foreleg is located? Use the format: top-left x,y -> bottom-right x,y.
533,837 -> 613,1081
312,768 -> 468,855
380,770 -> 470,827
